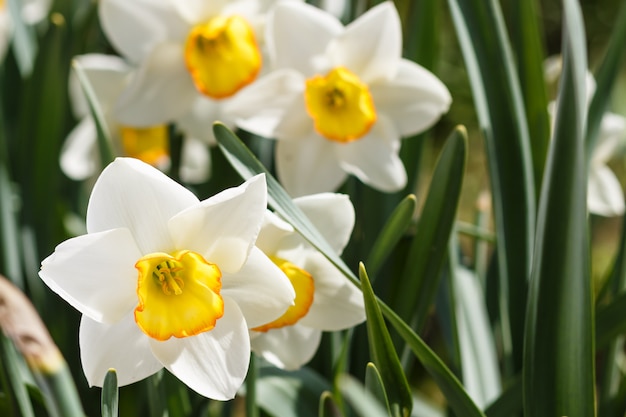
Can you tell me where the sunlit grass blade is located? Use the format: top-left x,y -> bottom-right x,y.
447,0 -> 536,373
365,194 -> 416,280
102,369 -> 118,417
71,59 -> 115,168
254,366 -> 332,417
454,266 -> 501,408
393,126 -> 467,332
338,374 -> 389,417
509,0 -> 550,193
585,0 -> 626,154
522,0 -> 595,415
214,123 -> 484,416
360,263 -> 412,417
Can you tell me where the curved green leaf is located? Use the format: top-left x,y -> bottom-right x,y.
447,0 -> 536,373
394,126 -> 467,333
366,194 -> 416,280
360,264 -> 412,417
522,0 -> 595,415
102,369 -> 118,417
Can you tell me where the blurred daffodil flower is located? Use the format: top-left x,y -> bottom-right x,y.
227,1 -> 451,196
97,0 -> 296,143
39,158 -> 295,400
0,0 -> 50,60
63,54 -> 210,183
251,193 -> 365,370
545,56 -> 626,217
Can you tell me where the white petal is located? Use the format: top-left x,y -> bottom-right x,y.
80,314 -> 162,387
60,117 -> 98,180
115,42 -> 197,126
39,228 -> 141,323
298,252 -> 365,330
172,0 -> 229,24
99,0 -> 187,63
371,59 -> 452,137
336,116 -> 407,192
225,69 -> 304,138
251,325 -> 321,370
269,2 -> 343,75
255,211 -> 294,255
179,137 -> 211,184
87,158 -> 199,254
592,112 -> 626,164
587,164 -> 625,217
294,193 -> 354,253
273,92 -> 314,140
176,96 -> 224,146
327,2 -> 401,83
221,246 -> 295,328
150,297 -> 250,400
168,174 -> 266,272
70,54 -> 131,117
275,134 -> 347,197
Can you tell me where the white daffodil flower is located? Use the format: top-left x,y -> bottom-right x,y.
545,56 -> 626,217
62,54 -> 210,184
226,1 -> 451,196
39,158 -> 295,400
97,0 -> 298,143
250,193 -> 365,370
0,0 -> 50,61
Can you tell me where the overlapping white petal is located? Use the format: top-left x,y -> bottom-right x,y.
86,158 -> 198,253
169,175 -> 267,273
229,1 -> 451,195
151,297 -> 250,400
80,314 -> 162,387
251,193 -> 364,369
39,228 -> 141,323
40,158 -> 295,399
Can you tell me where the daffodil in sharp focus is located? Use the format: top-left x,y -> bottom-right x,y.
63,53 -> 210,184
226,1 -> 452,196
39,158 -> 295,400
251,193 -> 365,370
97,0 -> 299,142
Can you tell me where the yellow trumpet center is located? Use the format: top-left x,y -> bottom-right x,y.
252,257 -> 314,332
184,15 -> 262,99
119,125 -> 169,167
304,67 -> 377,143
134,250 -> 224,341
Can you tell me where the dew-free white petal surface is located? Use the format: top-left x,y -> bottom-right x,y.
251,325 -> 321,370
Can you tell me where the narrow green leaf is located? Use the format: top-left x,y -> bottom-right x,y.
338,374 -> 389,417
318,391 -> 340,417
523,0 -> 595,415
447,0 -> 536,373
509,0 -> 550,193
246,354 -> 259,417
0,335 -> 35,417
365,194 -> 416,280
361,264 -> 412,417
378,302 -> 486,417
102,369 -> 118,417
394,126 -> 467,332
484,377 -> 523,417
585,0 -> 626,154
364,363 -> 388,411
71,59 -> 115,168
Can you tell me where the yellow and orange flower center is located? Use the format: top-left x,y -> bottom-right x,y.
304,67 -> 377,143
252,257 -> 315,332
119,125 -> 169,167
184,15 -> 262,99
134,250 -> 224,341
